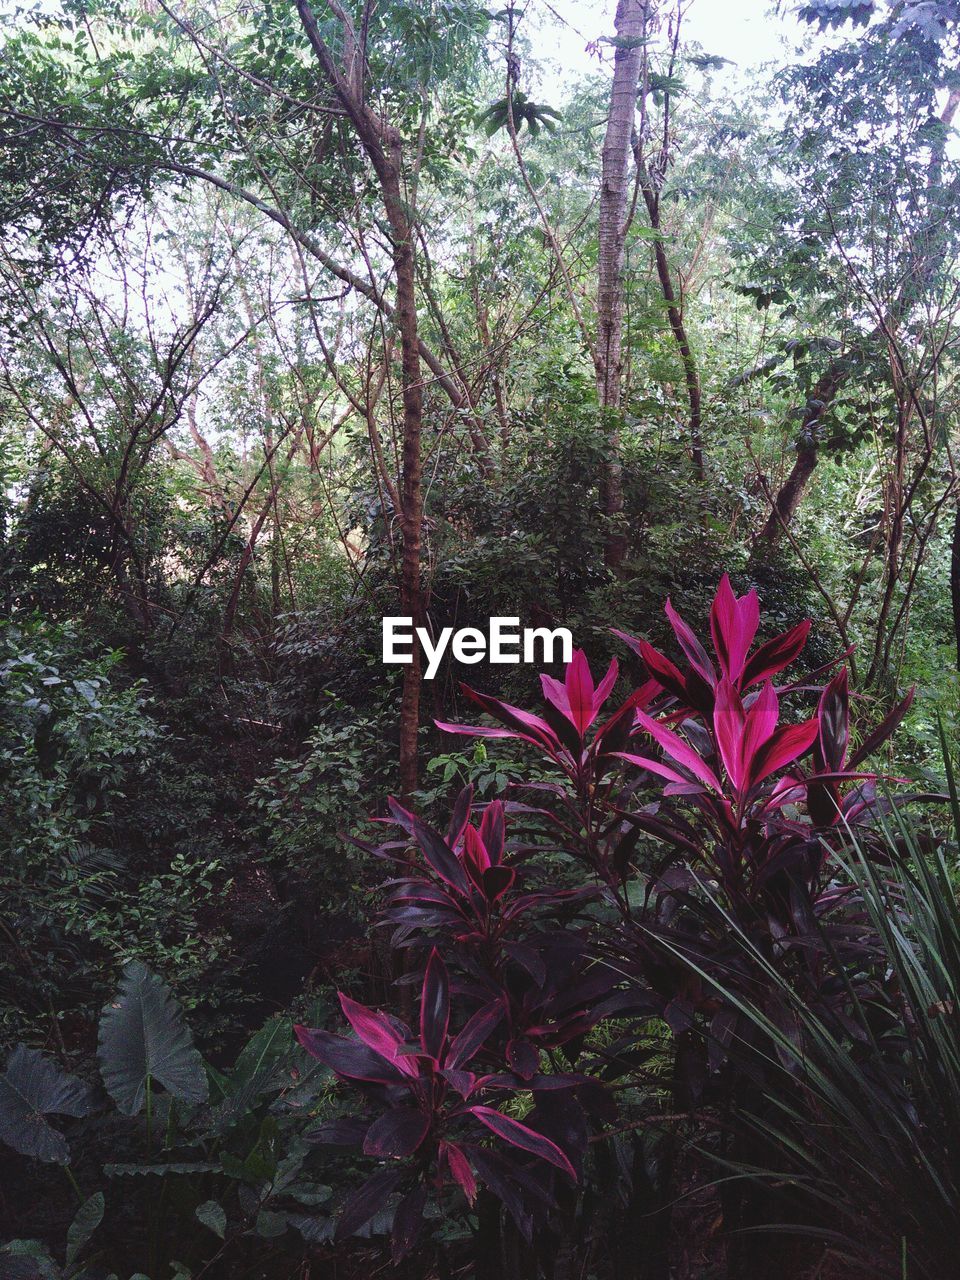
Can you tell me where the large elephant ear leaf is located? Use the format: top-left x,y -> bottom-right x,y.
0,1045 -> 94,1165
97,961 -> 208,1115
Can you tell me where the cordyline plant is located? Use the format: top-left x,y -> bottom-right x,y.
436,575 -> 913,1057
296,789 -> 613,1252
295,948 -> 581,1259
294,577 -> 914,1252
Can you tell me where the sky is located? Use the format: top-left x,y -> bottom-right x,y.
532,0 -> 816,96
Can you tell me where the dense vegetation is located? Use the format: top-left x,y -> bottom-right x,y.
2,0 -> 960,1276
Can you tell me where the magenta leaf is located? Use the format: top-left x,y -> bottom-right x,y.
713,678 -> 747,790
478,801 -> 505,863
294,1025 -> 407,1084
363,1108 -> 431,1158
710,575 -> 759,682
665,598 -> 716,686
633,637 -> 690,704
339,994 -> 418,1078
447,1001 -> 504,1069
469,1105 -> 577,1179
420,949 -> 449,1060
633,710 -> 722,793
482,865 -> 516,901
565,649 -> 596,735
442,1141 -> 478,1204
749,718 -> 820,788
817,667 -> 849,772
389,799 -> 471,894
741,619 -> 811,687
615,751 -> 708,792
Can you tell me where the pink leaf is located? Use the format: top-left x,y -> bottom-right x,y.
749,718 -> 820,789
442,1141 -> 477,1205
633,638 -> 690,703
710,575 -> 759,682
615,752 -> 708,792
463,824 -> 491,880
713,678 -> 746,790
469,1105 -> 576,1179
633,712 -> 722,793
540,673 -> 573,725
565,649 -> 596,735
478,801 -> 506,864
592,658 -> 620,716
420,949 -> 449,1060
741,619 -> 811,687
740,681 -> 780,785
664,598 -> 716,686
339,994 -> 418,1078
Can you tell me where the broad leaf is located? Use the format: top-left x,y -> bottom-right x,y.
97,962 -> 208,1115
0,1046 -> 94,1165
195,1200 -> 226,1239
66,1192 -> 104,1264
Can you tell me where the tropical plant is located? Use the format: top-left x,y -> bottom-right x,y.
664,735 -> 960,1278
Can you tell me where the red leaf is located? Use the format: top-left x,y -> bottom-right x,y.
460,687 -> 562,750
389,799 -> 471,894
710,575 -> 759,682
592,658 -> 619,716
616,751 -> 708,792
741,619 -> 811,687
565,649 -> 596,735
749,717 -> 819,788
339,994 -> 418,1078
633,638 -> 690,704
634,710 -> 722,793
469,1105 -> 576,1179
442,1141 -> 477,1205
462,824 -> 491,883
482,865 -> 516,901
294,1025 -> 407,1084
363,1108 -> 431,1158
816,667 -> 849,772
420,949 -> 449,1060
664,598 -> 716,686
713,678 -> 746,790
479,801 -> 506,864
447,1001 -> 504,1069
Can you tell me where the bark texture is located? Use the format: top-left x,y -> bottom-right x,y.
297,0 -> 425,798
596,0 -> 648,568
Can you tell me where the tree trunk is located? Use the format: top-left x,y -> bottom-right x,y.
381,150 -> 425,801
951,499 -> 960,674
596,0 -> 647,569
296,0 -> 425,798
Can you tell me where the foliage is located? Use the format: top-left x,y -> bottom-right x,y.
0,962 -> 339,1277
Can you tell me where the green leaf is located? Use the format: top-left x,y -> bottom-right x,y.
195,1201 -> 226,1240
0,1241 -> 58,1280
0,1046 -> 94,1165
255,1209 -> 288,1238
103,1162 -> 220,1177
66,1192 -> 104,1265
97,961 -> 208,1115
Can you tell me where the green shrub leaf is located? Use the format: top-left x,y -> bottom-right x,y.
66,1192 -> 104,1264
0,1046 -> 94,1165
195,1200 -> 226,1239
97,961 -> 208,1115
